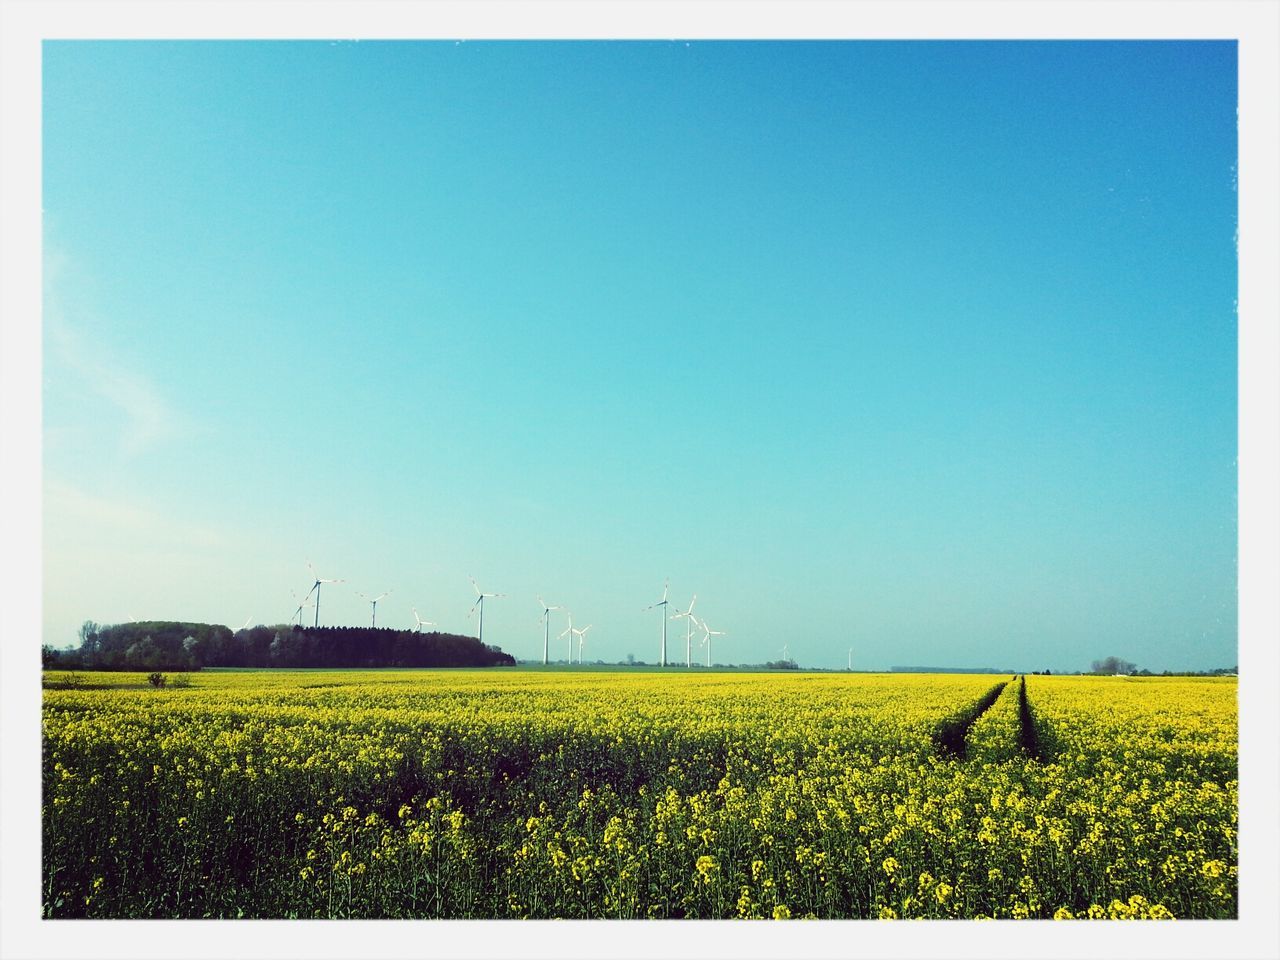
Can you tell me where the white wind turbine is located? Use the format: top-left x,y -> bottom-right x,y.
781,642 -> 792,666
290,589 -> 314,626
356,590 -> 393,628
670,594 -> 698,667
558,611 -> 574,664
848,647 -> 853,672
412,608 -> 436,633
238,616 -> 253,632
644,578 -> 671,667
573,623 -> 593,664
700,620 -> 726,668
468,577 -> 505,647
305,562 -> 344,627
537,596 -> 564,666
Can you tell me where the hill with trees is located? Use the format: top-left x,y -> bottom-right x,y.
44,621 -> 515,671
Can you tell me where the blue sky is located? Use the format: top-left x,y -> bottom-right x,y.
41,40 -> 1238,671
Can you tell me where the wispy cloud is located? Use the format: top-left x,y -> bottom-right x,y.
44,247 -> 191,459
50,324 -> 181,456
44,478 -> 227,549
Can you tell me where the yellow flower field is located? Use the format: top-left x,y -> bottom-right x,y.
41,670 -> 1236,919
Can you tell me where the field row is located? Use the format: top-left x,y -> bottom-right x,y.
42,671 -> 1237,919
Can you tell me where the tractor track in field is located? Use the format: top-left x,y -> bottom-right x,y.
931,680 -> 1009,760
1016,675 -> 1050,762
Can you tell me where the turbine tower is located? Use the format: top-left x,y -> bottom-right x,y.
670,594 -> 698,667
573,624 -> 593,664
412,608 -> 436,633
700,620 -> 726,668
356,590 -> 392,628
468,577 -> 505,647
644,578 -> 671,667
848,647 -> 853,672
537,596 -> 564,666
305,562 -> 344,628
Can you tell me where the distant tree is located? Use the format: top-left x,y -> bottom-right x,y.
78,621 -> 101,657
1090,656 -> 1137,675
124,636 -> 156,669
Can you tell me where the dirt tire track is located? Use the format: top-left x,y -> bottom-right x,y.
931,680 -> 1009,760
1016,675 -> 1057,762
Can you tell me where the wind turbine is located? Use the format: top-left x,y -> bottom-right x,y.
670,594 -> 698,667
537,596 -> 564,666
290,589 -> 314,626
356,590 -> 392,628
847,647 -> 853,672
468,577 -> 505,647
306,562 -> 344,628
781,642 -> 791,666
238,616 -> 253,632
644,578 -> 671,667
573,624 -> 593,664
700,620 -> 726,668
558,611 -> 574,664
412,607 -> 436,633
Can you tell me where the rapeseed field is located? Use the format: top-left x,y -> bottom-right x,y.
41,670 -> 1236,919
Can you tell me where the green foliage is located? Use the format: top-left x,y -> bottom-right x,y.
70,621 -> 514,671
42,672 -> 86,691
1090,656 -> 1138,675
146,672 -> 167,688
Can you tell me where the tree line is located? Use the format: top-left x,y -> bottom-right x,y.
43,621 -> 516,671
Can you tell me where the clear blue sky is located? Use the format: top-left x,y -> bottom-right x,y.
41,40 -> 1237,671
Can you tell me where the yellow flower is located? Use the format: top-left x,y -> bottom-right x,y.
695,855 -> 718,883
